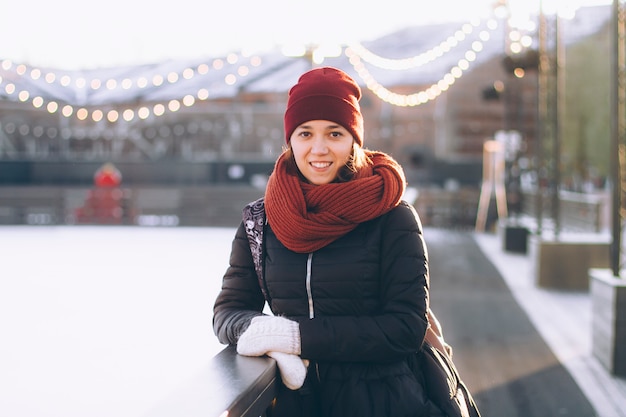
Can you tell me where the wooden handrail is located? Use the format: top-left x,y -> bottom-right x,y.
145,346 -> 277,417
521,190 -> 607,233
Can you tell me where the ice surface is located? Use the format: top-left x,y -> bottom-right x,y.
0,226 -> 234,417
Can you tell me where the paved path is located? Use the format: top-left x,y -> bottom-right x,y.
425,229 -> 597,417
473,230 -> 626,417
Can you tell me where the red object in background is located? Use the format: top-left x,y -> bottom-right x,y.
94,163 -> 122,187
74,163 -> 126,224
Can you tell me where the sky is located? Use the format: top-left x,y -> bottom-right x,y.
0,0 -> 613,70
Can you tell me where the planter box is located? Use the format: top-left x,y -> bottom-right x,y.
530,235 -> 610,291
590,269 -> 626,376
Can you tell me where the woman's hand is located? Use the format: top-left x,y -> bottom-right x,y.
237,315 -> 301,356
267,351 -> 309,390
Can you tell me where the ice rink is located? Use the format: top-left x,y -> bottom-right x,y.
0,226 -> 234,417
4,225 -> 626,417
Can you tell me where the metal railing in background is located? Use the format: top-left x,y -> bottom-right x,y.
520,190 -> 608,233
0,185 -> 609,232
0,185 -> 264,227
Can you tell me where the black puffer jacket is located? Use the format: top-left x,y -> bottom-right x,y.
213,200 -> 446,417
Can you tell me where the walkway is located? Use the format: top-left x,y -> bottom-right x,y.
433,229 -> 626,417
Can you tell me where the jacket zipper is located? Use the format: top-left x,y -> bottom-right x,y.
306,253 -> 314,319
305,253 -> 320,383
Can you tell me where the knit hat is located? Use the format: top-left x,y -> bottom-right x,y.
284,67 -> 364,146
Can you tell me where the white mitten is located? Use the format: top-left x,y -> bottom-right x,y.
237,315 -> 301,356
267,351 -> 309,390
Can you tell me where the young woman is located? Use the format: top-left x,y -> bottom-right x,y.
213,67 -> 447,417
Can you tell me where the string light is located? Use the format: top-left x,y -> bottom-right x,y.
346,19 -> 496,107
348,20 -> 485,70
0,11 -> 504,125
0,51 -> 263,122
343,16 -> 500,107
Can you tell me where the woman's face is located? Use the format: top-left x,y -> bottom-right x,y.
290,120 -> 354,185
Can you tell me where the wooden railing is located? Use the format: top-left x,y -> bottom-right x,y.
145,346 -> 276,417
519,190 -> 608,233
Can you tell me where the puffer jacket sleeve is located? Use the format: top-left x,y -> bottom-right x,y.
213,221 -> 266,345
297,202 -> 430,362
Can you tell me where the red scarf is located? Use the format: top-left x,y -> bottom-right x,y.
265,150 -> 406,253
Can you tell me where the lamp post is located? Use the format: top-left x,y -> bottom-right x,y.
610,0 -> 625,277
537,0 -> 562,238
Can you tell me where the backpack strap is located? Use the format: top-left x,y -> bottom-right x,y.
242,197 -> 270,304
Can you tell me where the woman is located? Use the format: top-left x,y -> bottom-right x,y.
213,67 -> 446,416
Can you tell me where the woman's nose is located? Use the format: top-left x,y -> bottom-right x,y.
310,136 -> 328,154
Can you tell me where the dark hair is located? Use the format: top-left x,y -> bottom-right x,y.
282,143 -> 370,183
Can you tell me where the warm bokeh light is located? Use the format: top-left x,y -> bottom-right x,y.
106,110 -> 118,122
46,101 -> 58,113
122,109 -> 135,121
227,53 -> 238,64
237,65 -> 249,76
152,75 -> 164,86
197,88 -> 209,100
138,107 -> 150,120
224,74 -> 237,85
32,96 -> 44,108
182,68 -> 194,79
76,108 -> 88,120
153,104 -> 165,116
167,72 -> 178,83
197,64 -> 209,75
62,105 -> 73,117
92,109 -> 104,122
182,95 -> 195,107
168,100 -> 181,112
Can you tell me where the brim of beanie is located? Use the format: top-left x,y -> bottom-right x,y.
284,95 -> 363,146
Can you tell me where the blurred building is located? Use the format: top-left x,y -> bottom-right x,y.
0,5 -> 611,227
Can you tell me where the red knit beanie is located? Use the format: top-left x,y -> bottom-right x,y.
284,67 -> 364,146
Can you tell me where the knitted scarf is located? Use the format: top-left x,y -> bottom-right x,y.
265,150 -> 406,253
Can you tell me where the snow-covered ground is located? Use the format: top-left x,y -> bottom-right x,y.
0,226 -> 234,417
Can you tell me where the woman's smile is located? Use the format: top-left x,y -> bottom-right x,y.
310,161 -> 332,169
